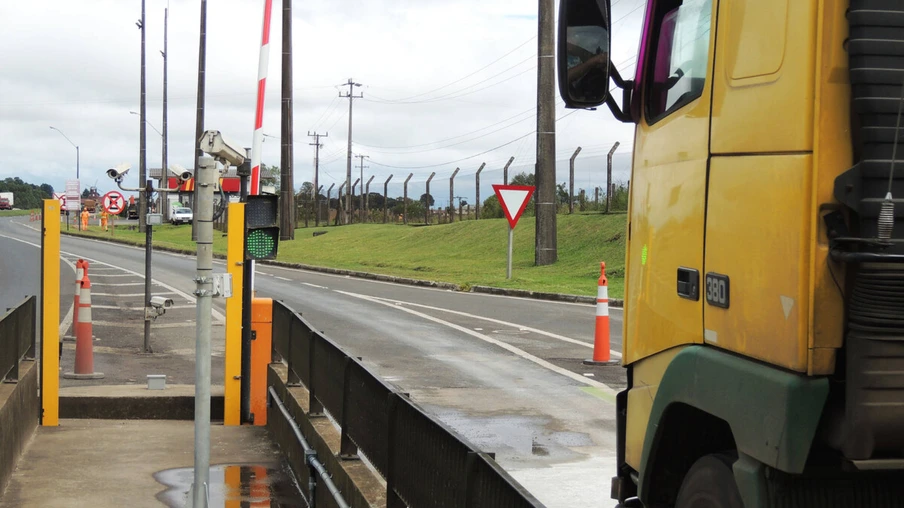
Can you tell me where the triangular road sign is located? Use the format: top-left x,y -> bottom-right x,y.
493,184 -> 535,229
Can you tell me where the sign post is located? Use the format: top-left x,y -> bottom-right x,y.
65,180 -> 80,230
492,184 -> 535,279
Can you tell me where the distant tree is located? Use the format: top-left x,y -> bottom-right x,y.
481,195 -> 503,219
510,172 -> 535,186
419,193 -> 434,207
0,177 -> 54,209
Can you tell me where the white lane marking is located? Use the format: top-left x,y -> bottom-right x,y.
302,282 -> 327,289
89,282 -> 145,287
0,233 -> 224,322
92,292 -> 179,297
359,294 -> 622,359
275,276 -> 291,281
81,273 -> 140,277
262,262 -> 612,309
337,290 -> 619,396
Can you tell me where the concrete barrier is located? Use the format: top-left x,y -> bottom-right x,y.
0,360 -> 39,497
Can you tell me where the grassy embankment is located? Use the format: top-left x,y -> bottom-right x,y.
66,213 -> 628,298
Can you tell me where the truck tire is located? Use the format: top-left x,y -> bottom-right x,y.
674,453 -> 743,508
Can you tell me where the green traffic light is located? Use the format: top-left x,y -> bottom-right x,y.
246,228 -> 277,259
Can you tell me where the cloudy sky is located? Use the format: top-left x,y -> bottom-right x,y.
0,0 -> 643,207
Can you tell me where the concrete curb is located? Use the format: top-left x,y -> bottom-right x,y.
60,230 -> 617,305
469,285 -> 624,308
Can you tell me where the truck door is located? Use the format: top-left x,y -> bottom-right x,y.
624,0 -> 716,363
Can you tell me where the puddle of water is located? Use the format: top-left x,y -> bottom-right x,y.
154,462 -> 306,507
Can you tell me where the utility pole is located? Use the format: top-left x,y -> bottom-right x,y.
454,196 -> 465,221
137,0 -> 147,233
475,162 -> 486,220
308,131 -> 327,226
357,154 -> 368,222
536,0 -> 558,265
160,7 -> 169,222
606,141 -> 620,213
503,156 -> 514,185
383,174 -> 393,224
280,0 -> 295,239
569,146 -> 581,214
449,167 -> 460,223
365,175 -> 374,221
192,0 -> 208,242
340,79 -> 363,224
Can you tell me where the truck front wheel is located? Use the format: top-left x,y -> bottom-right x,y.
674,453 -> 743,508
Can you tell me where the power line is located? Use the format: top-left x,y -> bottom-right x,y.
374,35 -> 537,103
368,110 -> 579,170
367,55 -> 536,105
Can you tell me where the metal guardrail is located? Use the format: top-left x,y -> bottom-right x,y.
271,300 -> 545,508
0,296 -> 37,383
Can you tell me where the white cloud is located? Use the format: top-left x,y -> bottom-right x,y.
0,0 -> 643,206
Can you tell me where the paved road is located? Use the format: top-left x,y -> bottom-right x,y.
0,216 -> 626,507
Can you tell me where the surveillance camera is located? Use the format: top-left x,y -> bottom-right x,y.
150,296 -> 174,309
199,130 -> 245,167
169,163 -> 194,182
107,164 -> 131,181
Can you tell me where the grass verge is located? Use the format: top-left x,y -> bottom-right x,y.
64,214 -> 628,298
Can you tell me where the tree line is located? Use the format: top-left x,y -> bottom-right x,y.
0,177 -> 54,210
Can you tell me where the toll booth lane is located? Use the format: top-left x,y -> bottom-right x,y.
58,254 -> 226,389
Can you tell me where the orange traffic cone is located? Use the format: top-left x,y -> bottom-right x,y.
63,273 -> 104,379
584,262 -> 618,366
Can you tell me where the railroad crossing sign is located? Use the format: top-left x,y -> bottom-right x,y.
102,191 -> 126,215
493,184 -> 535,229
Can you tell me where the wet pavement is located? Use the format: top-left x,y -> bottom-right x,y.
0,420 -> 302,508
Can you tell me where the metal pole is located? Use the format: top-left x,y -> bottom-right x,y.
309,132 -> 327,226
327,183 -> 334,225
143,180 -> 153,354
192,0 -> 208,242
357,154 -> 368,222
76,146 -> 80,180
475,162 -> 485,220
138,0 -> 148,234
403,173 -> 412,225
425,172 -> 435,224
536,0 -> 557,265
161,7 -> 169,222
606,141 -> 620,213
192,156 -> 216,507
449,167 -> 460,223
503,156 -> 514,185
507,225 -> 513,279
365,175 -> 374,221
569,146 -> 581,214
383,174 -> 392,224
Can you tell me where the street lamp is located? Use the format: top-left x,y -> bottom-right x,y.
130,111 -> 163,137
49,126 -> 79,179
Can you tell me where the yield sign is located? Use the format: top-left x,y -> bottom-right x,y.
492,184 -> 535,229
102,191 -> 126,215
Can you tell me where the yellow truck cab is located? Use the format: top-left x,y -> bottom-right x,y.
558,0 -> 904,506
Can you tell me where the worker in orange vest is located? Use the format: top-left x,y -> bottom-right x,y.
100,210 -> 109,231
80,208 -> 89,230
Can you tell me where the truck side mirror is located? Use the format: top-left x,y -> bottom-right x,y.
557,0 -> 611,109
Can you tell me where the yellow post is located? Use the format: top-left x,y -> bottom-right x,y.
224,203 -> 245,425
42,199 -> 60,426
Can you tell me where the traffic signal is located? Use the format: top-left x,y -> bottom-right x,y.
245,194 -> 280,259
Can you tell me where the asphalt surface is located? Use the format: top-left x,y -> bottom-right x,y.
0,215 -> 626,507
